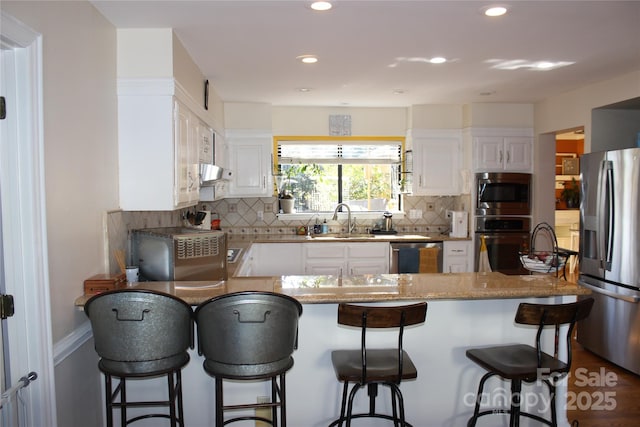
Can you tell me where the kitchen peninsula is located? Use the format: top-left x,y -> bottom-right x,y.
75,273 -> 588,427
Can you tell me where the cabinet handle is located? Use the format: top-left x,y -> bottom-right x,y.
507,151 -> 510,163
419,175 -> 423,186
499,150 -> 503,163
187,171 -> 194,190
262,176 -> 266,189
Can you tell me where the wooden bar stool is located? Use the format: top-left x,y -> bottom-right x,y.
466,298 -> 594,427
85,289 -> 194,427
328,302 -> 428,427
195,291 -> 303,427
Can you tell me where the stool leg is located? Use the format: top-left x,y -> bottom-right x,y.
176,371 -> 185,427
336,381 -> 350,427
105,374 -> 113,427
549,382 -> 558,427
390,383 -> 406,427
468,372 -> 494,427
279,373 -> 286,427
345,383 -> 362,427
215,378 -> 224,427
167,372 -> 177,427
510,379 -> 521,427
367,383 -> 378,415
120,377 -> 127,427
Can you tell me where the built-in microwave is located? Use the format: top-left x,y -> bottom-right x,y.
475,172 -> 531,216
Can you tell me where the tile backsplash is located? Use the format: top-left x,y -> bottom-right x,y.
106,195 -> 470,273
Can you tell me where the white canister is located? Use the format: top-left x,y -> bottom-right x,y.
125,266 -> 139,283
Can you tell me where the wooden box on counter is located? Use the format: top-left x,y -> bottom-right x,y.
83,273 -> 127,295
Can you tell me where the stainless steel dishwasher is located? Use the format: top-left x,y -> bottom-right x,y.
390,242 -> 443,273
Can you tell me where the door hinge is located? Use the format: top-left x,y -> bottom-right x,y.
0,294 -> 15,319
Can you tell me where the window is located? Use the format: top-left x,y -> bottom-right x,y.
275,136 -> 405,213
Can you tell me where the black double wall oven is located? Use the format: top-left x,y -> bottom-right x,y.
474,172 -> 532,275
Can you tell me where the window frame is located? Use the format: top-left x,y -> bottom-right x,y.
273,135 -> 406,217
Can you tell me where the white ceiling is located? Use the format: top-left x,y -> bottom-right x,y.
91,0 -> 640,108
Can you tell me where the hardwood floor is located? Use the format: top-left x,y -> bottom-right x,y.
567,339 -> 640,427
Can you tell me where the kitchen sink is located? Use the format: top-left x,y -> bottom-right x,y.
311,233 -> 375,239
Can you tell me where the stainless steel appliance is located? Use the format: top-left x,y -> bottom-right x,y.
390,242 -> 443,273
130,227 -> 227,281
475,217 -> 530,275
475,172 -> 532,216
577,147 -> 640,375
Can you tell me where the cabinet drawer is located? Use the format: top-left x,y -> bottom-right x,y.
347,243 -> 388,258
444,241 -> 469,257
305,244 -> 347,259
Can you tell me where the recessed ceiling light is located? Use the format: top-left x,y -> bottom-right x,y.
296,55 -> 318,64
310,1 -> 332,11
297,88 -> 312,93
429,57 -> 447,64
484,5 -> 508,17
393,89 -> 406,95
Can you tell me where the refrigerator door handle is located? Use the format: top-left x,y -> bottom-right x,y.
579,281 -> 640,303
604,162 -> 615,270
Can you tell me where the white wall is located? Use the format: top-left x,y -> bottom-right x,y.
1,1 -> 118,425
534,70 -> 640,226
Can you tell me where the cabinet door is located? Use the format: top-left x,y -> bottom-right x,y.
474,137 -> 504,171
305,260 -> 346,275
503,137 -> 532,171
412,131 -> 462,195
227,132 -> 273,197
250,243 -> 303,275
174,101 -> 199,207
443,241 -> 471,273
348,260 -> 388,275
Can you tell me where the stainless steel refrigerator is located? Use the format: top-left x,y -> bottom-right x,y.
577,147 -> 640,375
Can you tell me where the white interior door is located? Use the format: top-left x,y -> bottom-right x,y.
0,11 -> 57,427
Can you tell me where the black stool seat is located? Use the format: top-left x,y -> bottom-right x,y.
328,302 -> 427,427
466,344 -> 568,380
465,298 -> 594,427
331,349 -> 418,383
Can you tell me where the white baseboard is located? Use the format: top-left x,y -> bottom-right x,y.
53,321 -> 93,366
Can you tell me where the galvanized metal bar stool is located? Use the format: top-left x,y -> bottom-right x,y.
85,289 -> 194,427
194,291 -> 303,427
328,302 -> 428,427
465,298 -> 594,427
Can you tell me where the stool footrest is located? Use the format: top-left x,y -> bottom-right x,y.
329,413 -> 413,427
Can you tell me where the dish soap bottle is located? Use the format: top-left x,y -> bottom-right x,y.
322,219 -> 329,234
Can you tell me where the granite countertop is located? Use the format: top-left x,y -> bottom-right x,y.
74,272 -> 590,307
227,232 -> 470,244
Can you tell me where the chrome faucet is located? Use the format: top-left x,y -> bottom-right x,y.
332,203 -> 353,235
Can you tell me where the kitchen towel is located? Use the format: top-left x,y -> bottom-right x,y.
478,235 -> 492,272
398,247 -> 420,273
419,247 -> 440,273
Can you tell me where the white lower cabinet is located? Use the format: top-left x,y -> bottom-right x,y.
244,243 -> 303,276
304,242 -> 390,275
443,241 -> 472,273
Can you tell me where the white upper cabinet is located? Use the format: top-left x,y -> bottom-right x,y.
226,130 -> 273,198
173,100 -> 201,207
473,129 -> 533,172
118,79 -> 205,210
410,129 -> 462,195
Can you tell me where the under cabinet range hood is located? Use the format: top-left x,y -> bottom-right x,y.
199,163 -> 224,187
